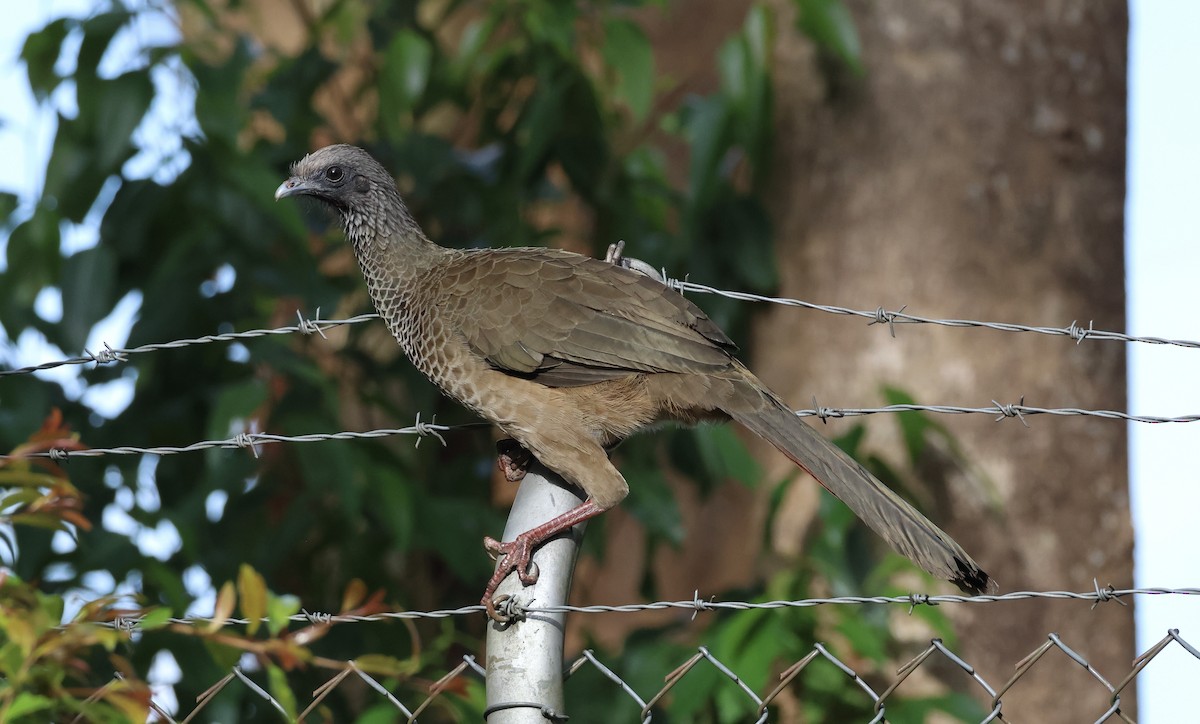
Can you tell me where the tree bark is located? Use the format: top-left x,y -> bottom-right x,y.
755,0 -> 1132,718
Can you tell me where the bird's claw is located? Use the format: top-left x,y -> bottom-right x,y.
495,438 -> 532,483
481,534 -> 541,620
605,240 -> 627,265
483,535 -> 540,585
486,594 -> 514,623
604,240 -> 664,282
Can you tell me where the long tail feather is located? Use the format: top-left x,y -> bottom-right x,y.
725,382 -> 994,594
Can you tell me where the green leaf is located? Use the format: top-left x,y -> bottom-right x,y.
382,30 -> 433,114
206,580 -> 236,634
514,67 -> 568,183
135,607 -> 174,631
205,380 -> 269,442
742,3 -> 772,71
293,434 -> 362,515
683,95 -> 730,213
794,0 -> 863,73
715,197 -> 776,289
193,39 -> 253,143
717,7 -> 774,174
373,470 -> 416,553
523,0 -> 577,55
266,664 -> 298,721
254,47 -> 336,133
266,593 -> 300,637
7,692 -> 55,719
237,564 -> 268,636
76,12 -> 131,81
19,17 -> 70,101
835,611 -> 887,662
882,386 -> 933,464
89,72 -> 154,172
60,245 -> 118,352
418,492 -> 503,583
692,424 -> 762,485
8,512 -> 71,532
41,126 -> 102,223
451,16 -> 495,83
201,640 -> 241,677
0,192 -> 18,226
887,692 -> 989,722
603,19 -> 655,120
717,37 -> 750,110
4,208 -> 61,310
622,466 -> 684,543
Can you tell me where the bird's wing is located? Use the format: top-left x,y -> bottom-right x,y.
438,248 -> 736,387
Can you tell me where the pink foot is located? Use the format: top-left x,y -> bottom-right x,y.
495,439 -> 532,483
481,534 -> 540,621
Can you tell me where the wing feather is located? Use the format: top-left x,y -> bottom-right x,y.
438,248 -> 735,386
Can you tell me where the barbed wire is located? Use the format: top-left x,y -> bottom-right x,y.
1,274 -> 1195,381
0,310 -> 379,378
668,279 -> 1199,348
0,414 -> 475,461
797,399 -> 1200,425
2,399 -> 1194,462
86,586 -> 1198,633
120,627 -> 1197,723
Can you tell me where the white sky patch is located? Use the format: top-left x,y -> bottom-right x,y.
183,564 -> 217,618
147,650 -> 182,719
1127,2 -> 1200,720
205,489 -> 229,522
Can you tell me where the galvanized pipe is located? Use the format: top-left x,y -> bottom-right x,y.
484,462 -> 586,723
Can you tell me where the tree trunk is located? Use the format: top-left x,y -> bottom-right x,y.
755,0 -> 1132,717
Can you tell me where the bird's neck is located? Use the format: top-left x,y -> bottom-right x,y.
342,190 -> 453,333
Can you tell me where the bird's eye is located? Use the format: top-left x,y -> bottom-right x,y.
325,166 -> 344,183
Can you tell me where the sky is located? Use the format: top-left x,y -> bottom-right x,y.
1,1 -> 1197,721
1125,1 -> 1200,719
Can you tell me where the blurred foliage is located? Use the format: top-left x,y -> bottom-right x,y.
0,0 -> 973,720
793,0 -> 864,75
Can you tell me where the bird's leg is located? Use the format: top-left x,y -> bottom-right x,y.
495,438 -> 533,483
481,498 -> 606,621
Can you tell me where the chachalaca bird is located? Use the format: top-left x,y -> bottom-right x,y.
276,144 -> 994,618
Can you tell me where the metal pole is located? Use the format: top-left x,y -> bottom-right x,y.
484,462 -> 586,723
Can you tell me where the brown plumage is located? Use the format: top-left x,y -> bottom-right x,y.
276,144 -> 994,617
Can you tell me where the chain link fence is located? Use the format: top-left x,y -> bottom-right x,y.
87,590 -> 1195,723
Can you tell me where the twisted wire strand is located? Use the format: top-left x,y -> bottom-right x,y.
1,401 -> 1193,462
3,275 -> 1195,380
86,586 -> 1198,633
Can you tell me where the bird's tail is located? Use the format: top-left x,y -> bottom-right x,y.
723,373 -> 994,594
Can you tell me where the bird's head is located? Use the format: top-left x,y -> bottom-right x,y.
275,144 -> 414,245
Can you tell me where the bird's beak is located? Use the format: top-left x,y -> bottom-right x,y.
274,177 -> 309,201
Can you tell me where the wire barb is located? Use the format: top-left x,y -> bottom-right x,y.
906,593 -> 935,614
1091,579 -> 1126,610
412,412 -> 447,448
84,342 -> 129,367
991,397 -> 1030,427
868,304 -> 908,337
232,432 -> 260,458
296,307 -> 328,339
1067,319 -> 1094,344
